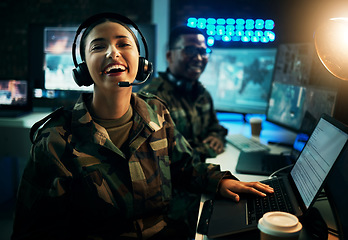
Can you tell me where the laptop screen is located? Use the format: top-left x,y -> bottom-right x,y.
290,116 -> 348,209
0,80 -> 28,106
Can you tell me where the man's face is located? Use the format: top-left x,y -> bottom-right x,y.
167,34 -> 209,81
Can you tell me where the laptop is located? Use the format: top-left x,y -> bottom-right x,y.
198,114 -> 348,238
0,79 -> 32,117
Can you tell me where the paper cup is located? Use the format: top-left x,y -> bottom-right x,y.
258,212 -> 302,240
249,117 -> 262,136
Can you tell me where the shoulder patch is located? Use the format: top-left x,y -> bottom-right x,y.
137,91 -> 157,99
136,91 -> 169,108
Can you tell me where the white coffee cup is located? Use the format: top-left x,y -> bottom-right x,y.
258,211 -> 302,240
249,117 -> 262,136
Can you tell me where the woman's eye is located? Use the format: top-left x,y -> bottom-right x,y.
117,42 -> 132,48
91,44 -> 105,51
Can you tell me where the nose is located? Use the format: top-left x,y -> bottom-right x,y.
192,52 -> 205,62
194,53 -> 204,60
106,45 -> 120,59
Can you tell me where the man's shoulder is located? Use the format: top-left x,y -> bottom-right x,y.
133,92 -> 174,128
136,91 -> 169,109
140,73 -> 171,92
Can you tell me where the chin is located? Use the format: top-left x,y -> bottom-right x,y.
188,73 -> 201,81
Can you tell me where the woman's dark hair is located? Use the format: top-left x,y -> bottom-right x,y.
79,18 -> 140,61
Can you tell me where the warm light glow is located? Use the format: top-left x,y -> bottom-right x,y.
315,18 -> 348,80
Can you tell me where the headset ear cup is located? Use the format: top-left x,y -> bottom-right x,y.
136,57 -> 153,81
72,62 -> 94,87
136,57 -> 146,81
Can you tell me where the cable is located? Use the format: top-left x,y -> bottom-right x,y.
268,164 -> 294,179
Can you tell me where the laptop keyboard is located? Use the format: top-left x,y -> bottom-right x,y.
226,134 -> 270,153
247,177 -> 294,224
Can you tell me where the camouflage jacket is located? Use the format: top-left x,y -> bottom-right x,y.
12,92 -> 233,240
139,72 -> 228,160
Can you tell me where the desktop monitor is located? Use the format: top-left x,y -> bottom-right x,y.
266,82 -> 337,134
28,23 -> 156,109
266,43 -> 337,134
43,27 -> 92,92
0,80 -> 29,107
199,47 -> 277,115
0,79 -> 32,117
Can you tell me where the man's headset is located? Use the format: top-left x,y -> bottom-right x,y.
72,12 -> 153,87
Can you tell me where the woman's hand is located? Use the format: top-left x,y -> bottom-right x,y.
218,179 -> 274,202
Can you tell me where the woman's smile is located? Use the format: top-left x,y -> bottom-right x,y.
102,63 -> 128,76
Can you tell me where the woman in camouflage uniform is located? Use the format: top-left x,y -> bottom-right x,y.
12,13 -> 273,240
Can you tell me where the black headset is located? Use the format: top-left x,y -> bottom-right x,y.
72,12 -> 153,87
166,71 -> 204,95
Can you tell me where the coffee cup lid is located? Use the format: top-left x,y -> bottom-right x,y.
249,117 -> 262,123
258,212 -> 302,237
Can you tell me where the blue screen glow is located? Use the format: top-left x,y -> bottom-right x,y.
187,17 -> 275,46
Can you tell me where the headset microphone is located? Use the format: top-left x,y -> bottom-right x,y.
118,61 -> 153,87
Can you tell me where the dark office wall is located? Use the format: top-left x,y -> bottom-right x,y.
3,0 -> 348,80
0,0 -> 152,80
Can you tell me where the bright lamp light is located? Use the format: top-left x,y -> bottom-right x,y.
314,18 -> 348,81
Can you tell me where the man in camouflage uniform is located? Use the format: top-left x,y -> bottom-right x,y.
12,92 -> 234,239
139,26 -> 228,237
140,26 -> 227,162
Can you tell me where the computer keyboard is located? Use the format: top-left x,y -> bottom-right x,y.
226,134 -> 270,152
247,177 -> 294,224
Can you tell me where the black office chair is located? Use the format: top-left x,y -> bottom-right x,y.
325,146 -> 348,240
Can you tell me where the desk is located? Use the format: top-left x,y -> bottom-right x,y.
211,119 -> 297,182
0,112 -> 51,158
195,119 -> 339,240
0,112 -> 51,128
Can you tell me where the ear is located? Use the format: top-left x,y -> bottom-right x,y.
166,50 -> 172,63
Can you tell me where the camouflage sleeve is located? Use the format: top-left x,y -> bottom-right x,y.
12,125 -> 75,239
169,127 -> 236,194
193,91 -> 228,159
139,81 -> 159,94
141,91 -> 235,194
204,91 -> 228,142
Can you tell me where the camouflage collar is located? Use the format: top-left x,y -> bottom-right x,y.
71,92 -> 163,141
131,93 -> 164,132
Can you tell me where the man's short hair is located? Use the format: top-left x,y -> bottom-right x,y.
168,26 -> 205,49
